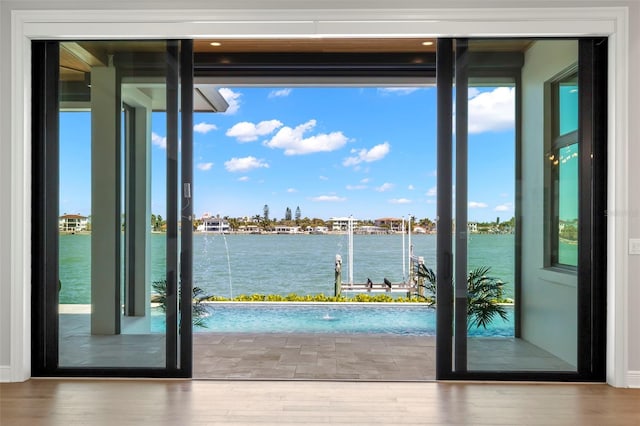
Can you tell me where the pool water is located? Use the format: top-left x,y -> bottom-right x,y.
152,303 -> 515,337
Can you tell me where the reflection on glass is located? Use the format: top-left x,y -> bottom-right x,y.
58,40 -> 167,368
559,79 -> 578,136
557,143 -> 579,266
462,39 -> 579,374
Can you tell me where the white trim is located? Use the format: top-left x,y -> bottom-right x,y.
607,8 -> 630,388
628,371 -> 640,388
10,9 -> 32,383
8,5 -> 629,385
15,7 -> 621,39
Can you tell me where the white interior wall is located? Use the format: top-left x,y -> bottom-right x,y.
624,2 -> 640,387
0,0 -> 637,386
520,40 -> 579,366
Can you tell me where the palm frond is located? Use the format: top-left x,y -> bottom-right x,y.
152,280 -> 212,328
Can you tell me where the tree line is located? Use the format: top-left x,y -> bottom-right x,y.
150,206 -> 510,233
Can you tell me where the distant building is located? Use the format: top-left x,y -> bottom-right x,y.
329,217 -> 358,232
197,216 -> 230,233
468,222 -> 479,233
355,225 -> 387,235
374,217 -> 403,232
59,214 -> 88,232
238,225 -> 260,234
274,225 -> 301,234
306,225 -> 329,234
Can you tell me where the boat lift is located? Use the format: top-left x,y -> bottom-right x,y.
334,215 -> 426,297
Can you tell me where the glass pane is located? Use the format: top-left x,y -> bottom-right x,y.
459,39 -> 578,373
557,143 -> 579,266
58,40 -> 169,368
464,81 -> 518,370
559,76 -> 578,136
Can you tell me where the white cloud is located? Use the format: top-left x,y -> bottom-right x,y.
346,184 -> 367,190
408,184 -> 415,190
264,119 -> 348,155
375,182 -> 395,192
226,120 -> 283,142
495,202 -> 513,212
343,142 -> 391,167
378,87 -> 420,95
287,188 -> 297,193
193,122 -> 217,134
269,88 -> 292,98
196,162 -> 213,171
151,132 -> 166,149
238,176 -> 250,182
224,156 -> 269,173
426,186 -> 437,197
219,88 -> 241,115
311,195 -> 346,202
468,87 -> 481,99
467,87 -> 515,134
319,175 -> 329,181
360,178 -> 370,184
389,198 -> 412,204
469,201 -> 488,208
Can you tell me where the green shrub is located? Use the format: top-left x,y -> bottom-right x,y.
201,292 -> 432,303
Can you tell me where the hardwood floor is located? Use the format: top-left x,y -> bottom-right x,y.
1,380 -> 639,425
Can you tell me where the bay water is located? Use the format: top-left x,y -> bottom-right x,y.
59,233 -> 518,304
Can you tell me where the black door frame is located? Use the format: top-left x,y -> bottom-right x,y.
32,38 -> 605,380
435,38 -> 607,381
31,39 -> 194,378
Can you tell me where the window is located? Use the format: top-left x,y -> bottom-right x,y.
548,71 -> 578,268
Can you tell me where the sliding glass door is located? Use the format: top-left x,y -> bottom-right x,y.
32,40 -> 194,376
31,36 -> 606,381
436,38 -> 607,380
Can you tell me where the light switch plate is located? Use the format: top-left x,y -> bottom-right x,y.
629,239 -> 640,255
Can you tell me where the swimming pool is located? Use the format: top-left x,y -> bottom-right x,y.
153,303 -> 515,337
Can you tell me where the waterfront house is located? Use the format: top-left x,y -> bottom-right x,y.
329,216 -> 358,232
275,225 -> 301,234
198,217 -> 230,233
374,217 -> 403,232
356,225 -> 387,234
58,214 -> 88,232
309,226 -> 329,234
238,225 -> 261,234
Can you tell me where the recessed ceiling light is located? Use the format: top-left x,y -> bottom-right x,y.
421,41 -> 434,46
209,42 -> 222,47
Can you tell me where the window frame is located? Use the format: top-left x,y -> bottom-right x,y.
546,67 -> 579,270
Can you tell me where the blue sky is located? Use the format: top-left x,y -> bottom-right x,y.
60,86 -> 516,222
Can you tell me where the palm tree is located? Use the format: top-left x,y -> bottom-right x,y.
416,265 -> 508,330
152,280 -> 211,328
465,266 -> 508,329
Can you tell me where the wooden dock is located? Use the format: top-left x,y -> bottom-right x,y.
340,282 -> 417,293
